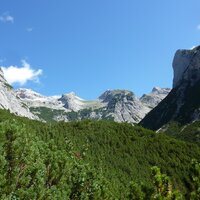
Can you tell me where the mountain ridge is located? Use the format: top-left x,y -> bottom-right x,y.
0,63 -> 170,124
15,87 -> 170,123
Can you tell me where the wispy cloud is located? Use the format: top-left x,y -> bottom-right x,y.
0,12 -> 14,23
1,60 -> 43,85
26,27 -> 33,32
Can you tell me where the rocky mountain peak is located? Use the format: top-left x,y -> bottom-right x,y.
173,45 -> 200,88
61,92 -> 81,99
99,89 -> 135,103
151,86 -> 169,93
152,86 -> 161,92
140,87 -> 171,108
16,88 -> 44,100
140,45 -> 200,130
59,92 -> 84,111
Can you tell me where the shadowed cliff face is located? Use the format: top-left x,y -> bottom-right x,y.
140,46 -> 200,130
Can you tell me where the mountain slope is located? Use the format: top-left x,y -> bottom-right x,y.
0,108 -> 199,198
140,46 -> 200,130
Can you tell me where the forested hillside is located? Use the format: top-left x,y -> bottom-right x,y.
0,109 -> 199,199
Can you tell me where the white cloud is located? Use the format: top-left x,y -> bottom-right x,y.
0,13 -> 14,23
26,27 -> 33,32
1,60 -> 43,85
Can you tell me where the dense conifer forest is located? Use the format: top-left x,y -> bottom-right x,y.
0,109 -> 199,199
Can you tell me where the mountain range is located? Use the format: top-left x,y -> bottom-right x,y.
0,67 -> 170,123
0,46 -> 200,199
2,45 -> 200,130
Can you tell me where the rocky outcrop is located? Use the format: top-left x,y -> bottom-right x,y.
140,45 -> 200,130
173,46 -> 200,88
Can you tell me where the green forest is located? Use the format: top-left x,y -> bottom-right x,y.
0,109 -> 199,199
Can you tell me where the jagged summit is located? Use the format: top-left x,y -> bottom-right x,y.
151,87 -> 168,93
152,87 -> 161,92
140,87 -> 171,108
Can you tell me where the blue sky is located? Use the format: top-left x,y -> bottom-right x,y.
0,0 -> 200,99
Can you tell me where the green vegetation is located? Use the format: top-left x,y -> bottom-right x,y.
30,107 -> 96,122
30,106 -> 115,122
0,119 -> 110,199
128,160 -> 200,199
30,107 -> 69,122
162,121 -> 200,146
0,108 -> 199,199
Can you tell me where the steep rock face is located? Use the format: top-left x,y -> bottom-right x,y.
140,45 -> 200,130
173,46 -> 200,88
0,69 -> 37,119
173,49 -> 194,88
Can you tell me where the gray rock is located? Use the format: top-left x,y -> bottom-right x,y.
0,69 -> 38,119
140,45 -> 200,130
140,87 -> 171,108
173,46 -> 200,88
15,87 -> 170,123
